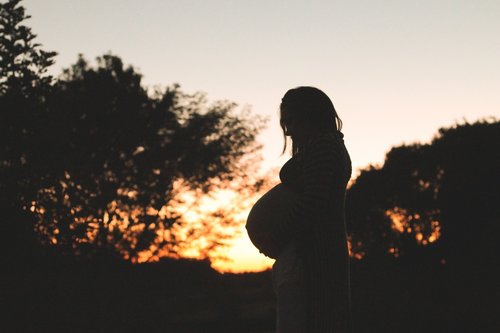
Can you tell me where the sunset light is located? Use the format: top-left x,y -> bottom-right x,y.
385,206 -> 441,247
16,0 -> 497,275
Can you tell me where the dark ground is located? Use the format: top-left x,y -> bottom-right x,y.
2,255 -> 497,333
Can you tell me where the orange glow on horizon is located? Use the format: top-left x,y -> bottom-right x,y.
130,176 -> 280,273
168,179 -> 279,273
385,207 -> 442,250
31,172 -> 446,273
209,226 -> 275,273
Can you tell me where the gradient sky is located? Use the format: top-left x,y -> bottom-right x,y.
22,0 -> 500,272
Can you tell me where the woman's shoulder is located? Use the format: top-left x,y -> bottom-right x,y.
304,130 -> 344,152
304,130 -> 351,169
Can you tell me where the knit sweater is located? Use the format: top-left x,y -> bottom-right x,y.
269,129 -> 353,332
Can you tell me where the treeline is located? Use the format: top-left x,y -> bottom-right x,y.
1,0 -> 269,268
346,117 -> 500,331
348,117 -> 500,269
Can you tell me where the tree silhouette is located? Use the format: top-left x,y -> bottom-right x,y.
0,0 -> 56,97
347,118 -> 500,332
347,118 -> 500,268
29,53 -> 268,263
0,0 -> 57,264
430,119 -> 500,270
1,0 -> 270,264
348,121 -> 500,260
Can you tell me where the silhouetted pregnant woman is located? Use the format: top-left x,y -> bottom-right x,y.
270,87 -> 353,332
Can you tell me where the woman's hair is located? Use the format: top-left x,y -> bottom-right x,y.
279,86 -> 343,156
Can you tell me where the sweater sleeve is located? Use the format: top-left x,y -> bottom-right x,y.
270,134 -> 340,245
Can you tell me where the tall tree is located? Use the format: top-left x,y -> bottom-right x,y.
1,0 -> 270,265
347,118 -> 500,268
0,0 -> 56,97
28,52 -> 269,263
0,0 -> 57,264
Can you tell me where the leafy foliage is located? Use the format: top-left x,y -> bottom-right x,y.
1,0 -> 58,262
0,0 -> 57,97
27,53 -> 268,262
1,0 -> 269,264
347,117 -> 500,267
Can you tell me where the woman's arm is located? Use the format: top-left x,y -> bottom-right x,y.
269,133 -> 341,246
